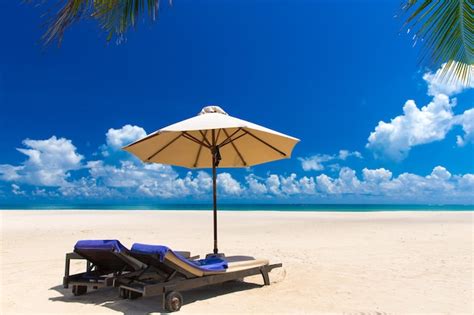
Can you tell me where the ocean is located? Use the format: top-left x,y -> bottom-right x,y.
0,204 -> 472,211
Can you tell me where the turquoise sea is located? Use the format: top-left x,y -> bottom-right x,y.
0,204 -> 472,211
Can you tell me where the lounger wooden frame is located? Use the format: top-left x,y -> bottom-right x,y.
63,250 -> 193,293
114,251 -> 282,311
63,250 -> 282,311
117,262 -> 282,299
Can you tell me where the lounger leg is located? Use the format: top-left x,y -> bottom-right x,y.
162,287 -> 166,311
63,254 -> 71,288
260,267 -> 270,286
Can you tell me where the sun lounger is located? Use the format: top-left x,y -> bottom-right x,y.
63,240 -> 192,296
116,243 -> 282,312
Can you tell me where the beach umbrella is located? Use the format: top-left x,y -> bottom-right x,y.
123,106 -> 299,254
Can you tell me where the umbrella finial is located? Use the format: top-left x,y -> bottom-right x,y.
199,105 -> 228,116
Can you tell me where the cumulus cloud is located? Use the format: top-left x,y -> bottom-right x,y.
0,125 -> 472,203
454,108 -> 474,147
246,173 -> 316,197
217,173 -> 243,196
11,184 -> 25,195
106,125 -> 147,149
241,166 -> 473,203
246,174 -> 268,195
100,124 -> 147,157
366,65 -> 473,161
338,150 -> 362,160
319,165 -> 473,202
362,168 -> 392,183
316,167 -> 361,194
0,136 -> 83,186
0,126 -> 244,200
299,150 -> 362,171
366,95 -> 457,161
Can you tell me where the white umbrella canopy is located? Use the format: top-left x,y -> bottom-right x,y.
123,106 -> 299,255
123,106 -> 299,168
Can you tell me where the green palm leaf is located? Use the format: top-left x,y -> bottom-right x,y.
403,0 -> 473,84
40,0 -> 164,45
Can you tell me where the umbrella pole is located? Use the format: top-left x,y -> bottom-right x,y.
212,128 -> 218,255
212,159 -> 218,254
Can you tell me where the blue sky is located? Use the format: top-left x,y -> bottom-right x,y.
0,0 -> 473,204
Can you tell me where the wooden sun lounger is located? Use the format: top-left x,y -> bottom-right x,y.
115,246 -> 282,312
63,240 -> 191,296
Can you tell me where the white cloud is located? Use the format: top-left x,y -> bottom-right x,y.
217,172 -> 243,196
367,66 -> 473,161
338,150 -> 362,160
106,125 -> 147,149
0,165 -> 22,181
240,166 -> 473,203
246,174 -> 268,195
246,173 -> 316,197
265,175 -> 281,195
315,174 -> 336,194
87,160 -> 175,188
454,108 -> 474,147
299,154 -> 332,171
0,136 -> 83,186
100,125 -> 147,157
87,159 -> 213,198
315,165 -> 472,202
367,95 -> 456,161
316,167 -> 361,195
299,150 -> 362,171
0,126 -> 471,204
11,184 -> 25,195
362,168 -> 392,183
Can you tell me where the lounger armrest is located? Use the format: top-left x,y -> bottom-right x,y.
67,252 -> 84,259
64,252 -> 89,288
268,263 -> 283,271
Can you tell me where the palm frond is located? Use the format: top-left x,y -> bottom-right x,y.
40,0 -> 164,45
402,0 -> 474,85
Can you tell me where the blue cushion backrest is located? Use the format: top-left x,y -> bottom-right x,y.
75,239 -> 127,253
131,243 -> 228,272
73,239 -> 133,272
131,243 -> 170,262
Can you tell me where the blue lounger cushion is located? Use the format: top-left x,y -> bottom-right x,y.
75,239 -> 127,253
72,239 -> 143,273
131,243 -> 228,271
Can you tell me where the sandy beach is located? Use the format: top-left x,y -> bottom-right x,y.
0,210 -> 472,314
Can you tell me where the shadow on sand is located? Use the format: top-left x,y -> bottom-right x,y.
49,280 -> 262,314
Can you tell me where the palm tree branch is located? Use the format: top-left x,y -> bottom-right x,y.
402,0 -> 473,84
40,0 -> 164,45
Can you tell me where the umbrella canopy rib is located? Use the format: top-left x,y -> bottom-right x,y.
222,129 -> 247,166
193,130 -> 208,167
199,130 -> 212,147
182,131 -> 211,148
146,132 -> 183,161
218,128 -> 243,148
219,131 -> 247,149
215,129 -> 222,145
243,129 -> 287,157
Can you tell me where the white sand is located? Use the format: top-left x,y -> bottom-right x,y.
0,210 -> 473,314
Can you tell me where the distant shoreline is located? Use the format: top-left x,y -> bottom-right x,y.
0,204 -> 473,211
